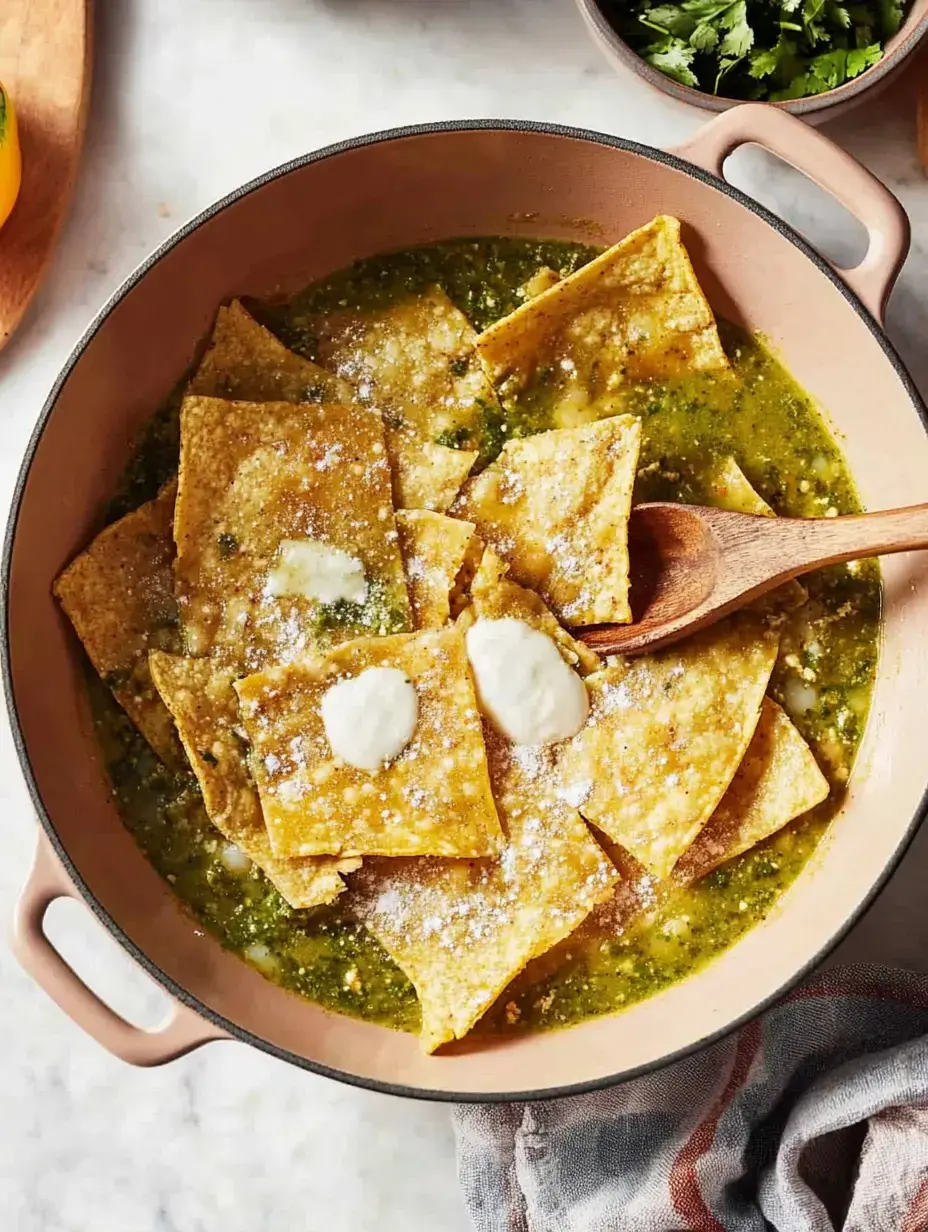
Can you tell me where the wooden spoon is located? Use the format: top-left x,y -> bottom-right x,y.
0,0 -> 91,350
578,501 -> 928,657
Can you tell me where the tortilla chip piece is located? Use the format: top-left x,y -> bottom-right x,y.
54,483 -> 183,766
556,619 -> 779,879
312,287 -> 499,451
519,266 -> 562,300
520,836 -> 654,996
189,299 -> 351,404
675,697 -> 829,882
585,837 -> 658,937
390,434 -> 477,513
396,510 -> 476,631
705,456 -> 774,517
449,530 -> 486,619
452,416 -> 641,625
347,732 -> 619,1052
705,457 -> 806,611
149,652 -> 358,908
234,626 -> 503,860
469,548 -> 600,675
308,287 -> 494,507
174,397 -> 412,668
476,215 -> 730,428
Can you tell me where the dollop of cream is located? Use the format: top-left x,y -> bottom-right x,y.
320,667 -> 418,773
266,539 -> 367,605
465,617 -> 589,746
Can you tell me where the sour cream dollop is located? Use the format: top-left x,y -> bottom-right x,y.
266,538 -> 367,605
320,666 -> 418,773
465,617 -> 589,746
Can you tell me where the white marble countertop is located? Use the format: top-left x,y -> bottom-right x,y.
0,3 -> 925,1228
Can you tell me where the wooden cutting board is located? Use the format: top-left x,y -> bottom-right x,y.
0,0 -> 91,352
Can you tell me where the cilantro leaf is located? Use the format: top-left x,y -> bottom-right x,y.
640,4 -> 698,36
806,48 -> 848,87
717,0 -> 753,58
691,20 -> 721,47
877,0 -> 904,33
827,3 -> 852,26
720,21 -> 754,55
769,72 -> 815,98
749,42 -> 786,75
645,37 -> 701,85
847,42 -> 883,72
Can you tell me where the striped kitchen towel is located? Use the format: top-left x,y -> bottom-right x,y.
454,965 -> 928,1232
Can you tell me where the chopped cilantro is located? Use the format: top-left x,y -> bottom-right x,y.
434,424 -> 473,450
312,576 -> 409,641
605,0 -> 903,100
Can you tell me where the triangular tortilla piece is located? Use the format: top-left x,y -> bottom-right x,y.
556,619 -> 779,879
452,416 -> 641,625
674,697 -> 829,882
705,456 -> 774,516
519,837 -> 656,998
188,299 -> 351,404
469,547 -> 600,675
449,531 -> 486,620
173,397 -> 412,668
390,435 -> 477,514
476,215 -> 730,428
312,286 -> 502,456
234,626 -> 503,860
308,287 -> 492,507
54,483 -> 183,767
585,837 -> 658,937
396,510 -> 476,631
705,456 -> 807,611
149,652 -> 358,909
346,731 -> 619,1052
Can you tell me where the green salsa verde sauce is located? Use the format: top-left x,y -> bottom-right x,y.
94,237 -> 880,1039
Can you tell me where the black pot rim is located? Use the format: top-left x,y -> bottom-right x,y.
4,118 -> 927,1105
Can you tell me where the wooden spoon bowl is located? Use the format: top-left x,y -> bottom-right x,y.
580,500 -> 928,656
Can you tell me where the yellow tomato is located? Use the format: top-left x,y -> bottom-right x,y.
0,81 -> 21,232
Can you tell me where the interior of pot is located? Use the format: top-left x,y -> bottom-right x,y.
7,126 -> 928,1098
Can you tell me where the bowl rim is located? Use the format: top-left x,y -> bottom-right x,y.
575,0 -> 928,115
4,117 -> 928,1104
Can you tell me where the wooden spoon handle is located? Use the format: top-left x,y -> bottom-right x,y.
721,502 -> 928,589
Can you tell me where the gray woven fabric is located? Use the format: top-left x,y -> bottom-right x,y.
454,966 -> 928,1231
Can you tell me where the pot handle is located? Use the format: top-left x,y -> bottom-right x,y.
11,831 -> 229,1066
669,103 -> 909,325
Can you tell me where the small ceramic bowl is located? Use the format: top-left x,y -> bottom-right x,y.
576,0 -> 928,118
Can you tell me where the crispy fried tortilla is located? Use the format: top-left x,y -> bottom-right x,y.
234,627 -> 503,861
452,416 -> 641,625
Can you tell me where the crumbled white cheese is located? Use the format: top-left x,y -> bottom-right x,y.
321,667 -> 418,774
219,842 -> 251,874
265,538 -> 367,604
465,617 -> 589,746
